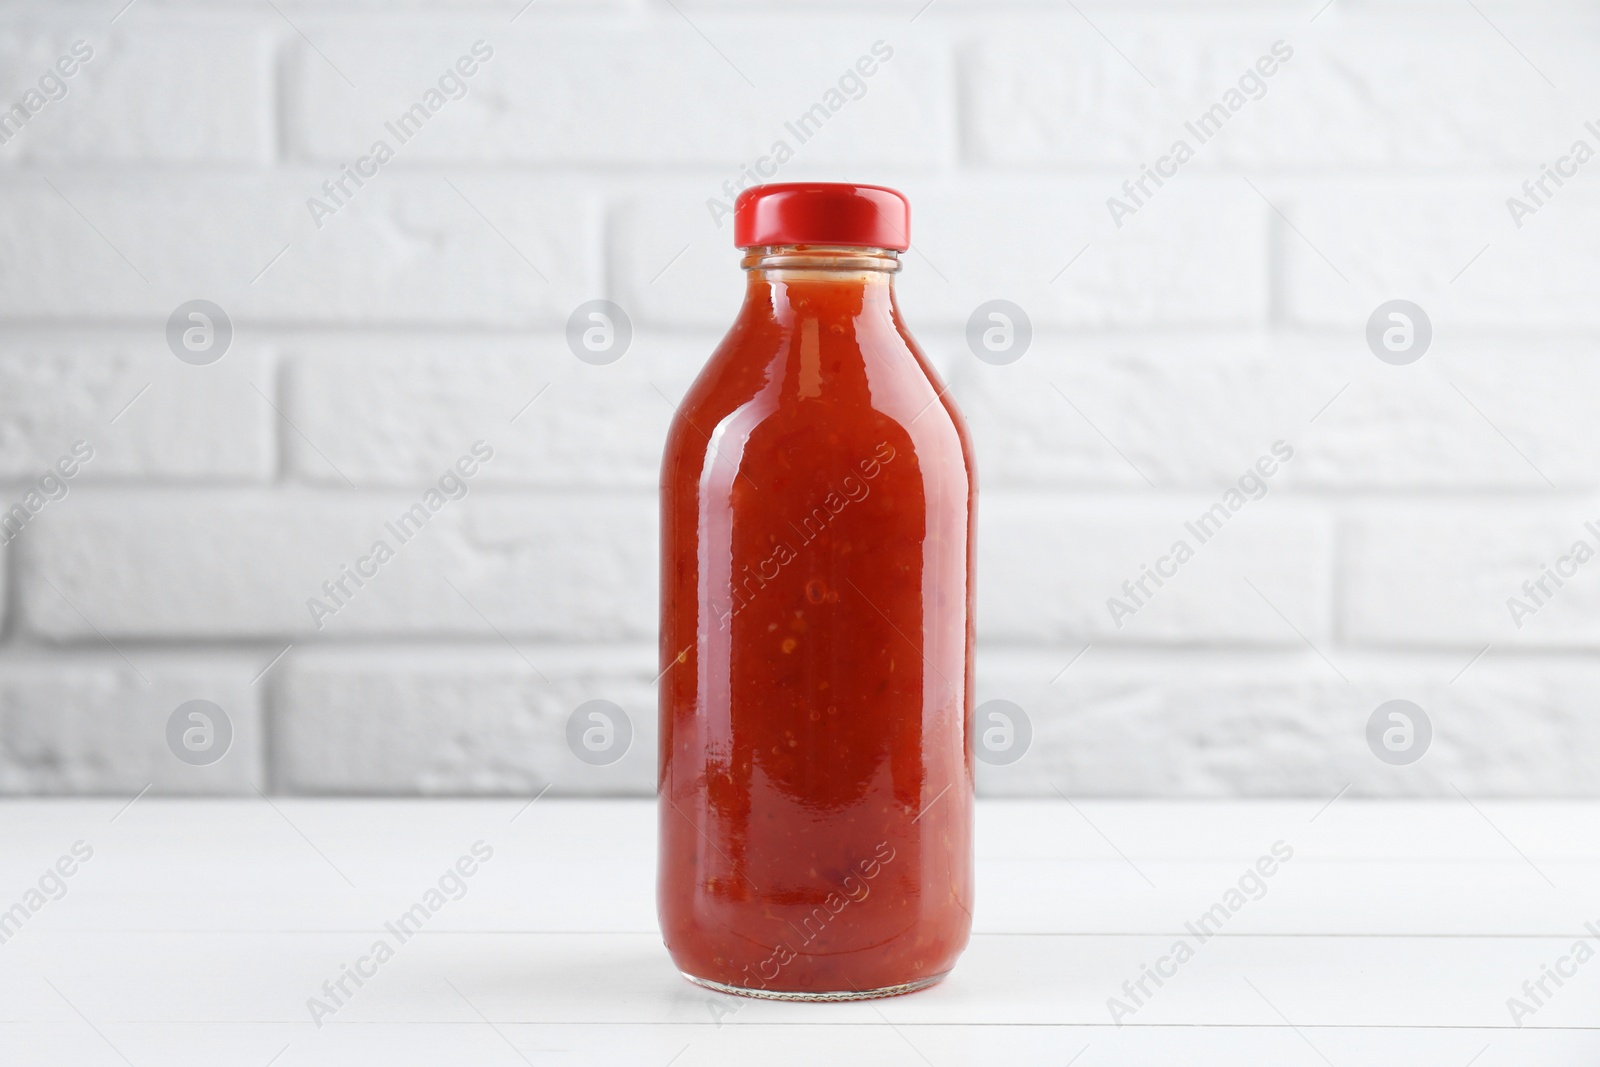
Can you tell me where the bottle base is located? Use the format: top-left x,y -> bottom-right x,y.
682,971 -> 949,1002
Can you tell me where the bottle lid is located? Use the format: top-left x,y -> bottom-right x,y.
733,183 -> 910,252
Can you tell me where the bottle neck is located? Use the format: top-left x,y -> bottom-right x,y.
740,244 -> 901,274
739,245 -> 900,326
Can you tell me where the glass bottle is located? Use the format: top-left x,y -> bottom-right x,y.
658,183 -> 975,1000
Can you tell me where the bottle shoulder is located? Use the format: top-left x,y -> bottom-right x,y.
663,319 -> 972,492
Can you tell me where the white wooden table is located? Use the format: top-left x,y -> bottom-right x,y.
0,797 -> 1595,1066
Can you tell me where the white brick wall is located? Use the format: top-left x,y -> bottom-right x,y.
2,0 -> 1598,796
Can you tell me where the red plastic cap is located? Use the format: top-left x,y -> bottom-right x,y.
733,183 -> 910,252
